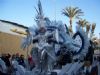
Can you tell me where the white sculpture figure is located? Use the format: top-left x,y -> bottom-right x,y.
31,26 -> 57,75
31,1 -> 59,74
20,0 -> 91,75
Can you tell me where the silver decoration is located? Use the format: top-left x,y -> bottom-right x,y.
20,0 -> 91,75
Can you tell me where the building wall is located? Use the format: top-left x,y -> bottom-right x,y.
0,32 -> 26,56
0,21 -> 26,37
0,20 -> 32,57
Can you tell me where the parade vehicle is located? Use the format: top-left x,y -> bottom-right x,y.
0,0 -> 95,75
20,0 -> 92,75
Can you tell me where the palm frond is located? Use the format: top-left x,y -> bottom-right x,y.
91,23 -> 96,33
62,6 -> 83,19
86,23 -> 90,33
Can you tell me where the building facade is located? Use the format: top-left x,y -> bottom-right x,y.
0,20 -> 30,57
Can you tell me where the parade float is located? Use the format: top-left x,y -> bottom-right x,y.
5,0 -> 95,75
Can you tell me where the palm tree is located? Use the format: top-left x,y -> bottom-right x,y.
91,23 -> 96,33
90,23 -> 96,39
76,19 -> 88,30
62,6 -> 83,32
86,23 -> 91,35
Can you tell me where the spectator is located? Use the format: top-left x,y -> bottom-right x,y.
5,53 -> 11,67
19,55 -> 26,68
0,53 -> 11,75
28,55 -> 35,70
1,53 -> 11,67
15,53 -> 20,63
11,54 -> 16,61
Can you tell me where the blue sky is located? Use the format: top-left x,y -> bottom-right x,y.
0,0 -> 100,37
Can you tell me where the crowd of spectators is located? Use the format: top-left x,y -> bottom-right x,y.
0,53 -> 35,75
0,52 -> 100,75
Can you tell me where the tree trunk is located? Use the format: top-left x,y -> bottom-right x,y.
69,19 -> 73,33
70,19 -> 72,28
82,27 -> 84,31
86,31 -> 89,37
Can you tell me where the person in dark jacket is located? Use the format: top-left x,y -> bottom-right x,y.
19,55 -> 26,68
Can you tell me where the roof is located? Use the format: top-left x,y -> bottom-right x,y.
0,19 -> 28,29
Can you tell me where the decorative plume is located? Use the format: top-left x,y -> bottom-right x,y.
35,0 -> 44,28
38,0 -> 43,16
